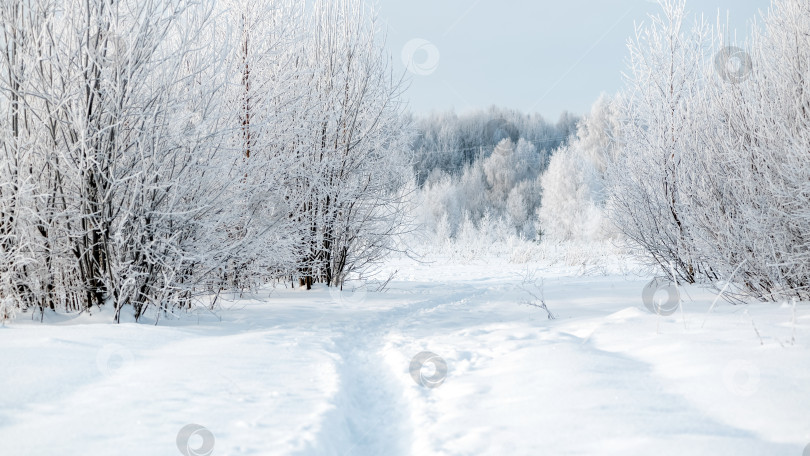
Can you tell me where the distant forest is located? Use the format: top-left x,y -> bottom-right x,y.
409,108 -> 579,185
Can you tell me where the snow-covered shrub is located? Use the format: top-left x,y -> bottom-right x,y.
0,0 -> 241,318
0,0 -> 412,319
285,0 -> 413,289
606,0 -> 711,284
608,0 -> 810,300
678,0 -> 810,300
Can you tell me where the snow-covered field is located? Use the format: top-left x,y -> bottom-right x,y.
1,256 -> 808,455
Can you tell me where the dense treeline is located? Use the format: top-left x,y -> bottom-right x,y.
408,109 -> 578,242
2,0 -> 804,323
410,108 -> 577,185
0,0 -> 411,320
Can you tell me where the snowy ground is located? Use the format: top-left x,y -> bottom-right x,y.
1,255 -> 809,455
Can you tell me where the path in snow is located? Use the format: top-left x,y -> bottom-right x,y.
0,257 -> 808,455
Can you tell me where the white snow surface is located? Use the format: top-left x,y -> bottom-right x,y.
1,256 -> 809,455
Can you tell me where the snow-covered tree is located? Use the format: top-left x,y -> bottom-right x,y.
538,95 -> 619,242
282,0 -> 412,289
606,0 -> 711,283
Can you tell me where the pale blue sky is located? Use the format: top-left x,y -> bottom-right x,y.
377,0 -> 770,120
